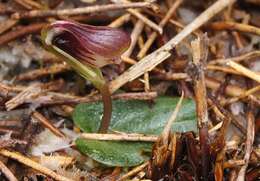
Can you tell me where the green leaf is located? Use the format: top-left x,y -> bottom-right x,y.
74,97 -> 196,134
75,139 -> 151,167
73,97 -> 197,166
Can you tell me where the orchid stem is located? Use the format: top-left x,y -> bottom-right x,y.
88,70 -> 112,133
55,51 -> 112,133
83,70 -> 112,133
98,84 -> 112,133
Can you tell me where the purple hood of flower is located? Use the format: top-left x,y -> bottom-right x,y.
43,21 -> 131,68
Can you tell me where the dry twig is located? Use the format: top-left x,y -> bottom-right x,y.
111,0 -> 162,34
209,50 -> 260,65
237,103 -> 255,181
227,61 -> 260,83
0,23 -> 46,46
0,19 -> 17,35
161,92 -> 184,144
16,64 -> 70,81
5,81 -> 64,110
137,0 -> 183,59
108,13 -> 131,28
0,160 -> 18,181
123,19 -> 144,57
14,0 -> 43,9
0,149 -> 72,181
14,91 -> 158,106
32,111 -> 65,138
5,84 -> 44,110
190,36 -> 210,181
109,0 -> 236,93
13,2 -> 153,19
117,161 -> 149,181
209,21 -> 260,36
81,133 -> 157,142
149,93 -> 183,180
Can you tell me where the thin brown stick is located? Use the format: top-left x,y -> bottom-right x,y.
224,85 -> 260,105
0,149 -> 73,181
237,103 -> 255,181
13,2 -> 153,19
223,159 -> 245,168
152,72 -> 259,100
5,84 -> 44,110
123,20 -> 144,57
248,95 -> 260,106
0,6 -> 14,15
137,0 -> 183,59
144,72 -> 150,92
153,72 -> 189,80
191,36 -> 210,181
5,81 -> 65,110
110,0 -> 162,34
161,92 -> 184,145
117,161 -> 149,181
0,120 -> 21,127
0,23 -> 46,46
209,50 -> 260,65
14,0 -> 32,9
121,56 -> 165,74
32,111 -> 65,138
209,95 -> 247,135
208,21 -> 260,36
16,64 -> 70,81
0,128 -> 20,136
108,13 -> 131,28
214,146 -> 225,180
1,81 -> 157,105
205,77 -> 247,97
109,0 -> 236,93
207,65 -> 243,75
42,91 -> 157,105
48,0 -> 64,9
14,0 -> 43,9
126,8 -> 162,34
21,0 -> 43,9
137,0 -> 183,93
144,9 -> 202,37
227,61 -> 260,83
138,35 -> 144,49
191,36 -> 209,126
81,133 -> 157,142
0,82 -> 25,94
0,19 -> 18,35
232,31 -> 244,48
0,160 -> 18,181
0,80 -> 64,96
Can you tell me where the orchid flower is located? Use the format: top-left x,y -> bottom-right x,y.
41,21 -> 131,133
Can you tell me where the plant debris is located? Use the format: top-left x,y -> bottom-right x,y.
0,0 -> 259,180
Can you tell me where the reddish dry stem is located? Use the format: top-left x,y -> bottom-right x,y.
199,125 -> 211,180
0,23 -> 46,46
98,84 -> 112,133
32,111 -> 65,138
0,160 -> 18,181
208,21 -> 260,36
13,2 -> 152,19
191,36 -> 210,180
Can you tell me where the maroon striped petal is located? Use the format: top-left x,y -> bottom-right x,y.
44,20 -> 131,68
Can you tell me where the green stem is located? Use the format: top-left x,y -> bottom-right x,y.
53,46 -> 112,133
79,68 -> 112,133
